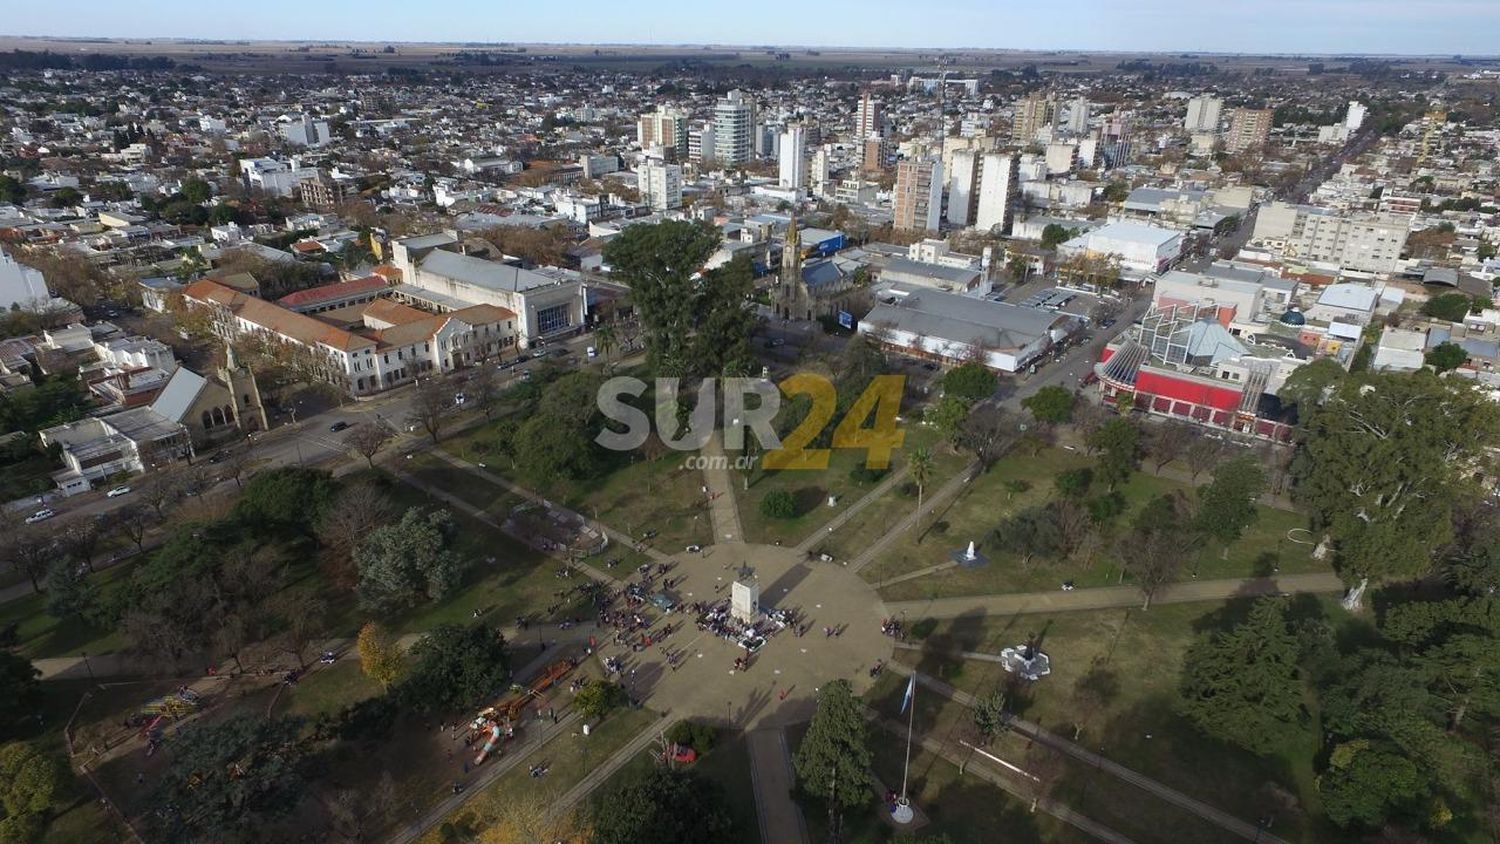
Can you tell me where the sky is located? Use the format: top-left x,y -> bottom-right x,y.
5,0 -> 1498,56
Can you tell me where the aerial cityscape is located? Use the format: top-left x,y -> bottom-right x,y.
0,5 -> 1498,843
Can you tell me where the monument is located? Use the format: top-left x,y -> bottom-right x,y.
950,540 -> 989,569
731,564 -> 760,622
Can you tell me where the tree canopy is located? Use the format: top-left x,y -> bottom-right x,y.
1021,385 -> 1075,424
942,363 -> 997,403
398,623 -> 510,713
1292,372 -> 1500,583
356,507 -> 466,612
151,715 -> 307,841
0,653 -> 40,741
1194,456 -> 1265,545
592,767 -> 734,844
1178,598 -> 1305,755
793,679 -> 871,840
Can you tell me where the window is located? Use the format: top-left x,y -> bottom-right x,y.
536,303 -> 572,335
202,410 -> 214,429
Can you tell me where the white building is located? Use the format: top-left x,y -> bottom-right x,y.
1060,222 -> 1184,275
859,286 -> 1071,372
639,161 -> 683,211
0,249 -> 50,310
279,114 -> 331,148
974,153 -> 1021,234
1066,97 -> 1090,134
1184,95 -> 1223,132
946,150 -> 981,227
1251,202 -> 1410,273
778,125 -> 807,190
1044,142 -> 1078,176
637,107 -> 689,156
810,146 -> 832,198
712,90 -> 756,165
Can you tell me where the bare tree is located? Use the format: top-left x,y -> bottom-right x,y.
113,503 -> 155,551
1023,742 -> 1068,814
269,590 -> 327,670
60,522 -> 103,573
1183,437 -> 1226,483
1119,527 -> 1192,609
7,526 -> 55,592
221,446 -> 255,490
137,469 -> 186,519
344,423 -> 393,469
317,481 -> 393,590
957,404 -> 1023,471
324,772 -> 399,843
408,376 -> 452,444
1258,442 -> 1294,496
1146,420 -> 1194,474
468,365 -> 502,420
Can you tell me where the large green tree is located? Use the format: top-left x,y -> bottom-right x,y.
1021,385 -> 1075,424
0,653 -> 40,741
592,767 -> 734,844
793,679 -> 871,842
1317,740 -> 1428,829
398,623 -> 510,713
1194,456 -> 1265,545
0,741 -> 66,843
355,507 -> 465,612
1178,598 -> 1305,755
1292,372 -> 1500,584
602,219 -> 724,375
152,716 -> 306,841
1087,417 -> 1140,490
942,363 -> 997,403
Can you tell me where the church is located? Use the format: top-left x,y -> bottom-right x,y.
774,216 -> 858,323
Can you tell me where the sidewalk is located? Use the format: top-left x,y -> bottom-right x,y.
795,464 -> 910,554
746,727 -> 810,844
882,572 -> 1343,619
700,432 -> 744,543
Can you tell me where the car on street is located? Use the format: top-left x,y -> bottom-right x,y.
685,544 -> 703,553
532,348 -> 548,358
329,421 -> 351,432
106,485 -> 133,498
763,337 -> 785,348
25,509 -> 55,524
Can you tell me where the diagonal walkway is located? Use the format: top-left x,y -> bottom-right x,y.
700,432 -> 744,543
794,464 -> 910,554
746,727 -> 810,844
546,712 -> 676,818
881,571 -> 1344,619
884,664 -> 1290,844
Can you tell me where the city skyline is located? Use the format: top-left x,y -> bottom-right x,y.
4,0 -> 1499,56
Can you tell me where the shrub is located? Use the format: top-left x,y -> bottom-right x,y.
666,720 -> 720,755
760,489 -> 797,519
848,464 -> 888,485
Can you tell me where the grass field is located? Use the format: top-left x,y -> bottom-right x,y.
864,447 -> 1324,600
0,561 -> 136,659
889,598 -> 1367,842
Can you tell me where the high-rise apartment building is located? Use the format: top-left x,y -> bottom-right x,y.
974,152 -> 1020,234
946,150 -> 981,227
1344,101 -> 1367,132
1225,108 -> 1273,153
855,92 -> 885,140
1251,202 -> 1410,273
1012,94 -> 1054,144
862,137 -> 892,174
637,108 -> 689,156
1183,96 -> 1223,132
778,125 -> 807,190
893,158 -> 944,233
688,122 -> 716,164
1066,97 -> 1090,135
638,161 -> 683,211
712,90 -> 756,165
809,145 -> 832,198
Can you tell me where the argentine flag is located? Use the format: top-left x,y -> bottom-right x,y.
899,674 -> 915,714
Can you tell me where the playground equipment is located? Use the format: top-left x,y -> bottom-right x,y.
465,658 -> 579,765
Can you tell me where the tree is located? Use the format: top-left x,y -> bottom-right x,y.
344,422 -> 392,468
112,503 -> 155,551
942,363 -> 996,403
356,507 -> 466,611
1087,417 -> 1140,490
1293,372 -> 1500,584
356,621 -> 404,692
973,690 -> 1008,743
602,220 -> 722,375
4,527 -> 53,592
759,489 -> 797,520
1067,660 -> 1119,740
180,178 -> 212,204
44,559 -> 98,622
151,715 -> 307,840
0,741 -> 66,841
232,467 -> 336,533
909,447 -> 933,511
1053,468 -> 1093,499
1182,436 -> 1224,483
1021,386 -> 1075,424
1178,598 -> 1304,755
0,653 -> 40,740
1145,420 -> 1193,473
1040,223 -> 1076,250
592,768 -> 733,844
574,680 -> 627,720
317,481 -> 393,590
1424,342 -> 1467,373
399,623 -> 510,712
408,376 -> 452,444
59,522 -> 102,572
1118,494 -> 1196,608
954,404 -> 1021,470
993,506 -> 1066,570
1421,293 -> 1473,323
1194,457 -> 1265,545
924,395 -> 972,448
1318,741 -> 1429,829
1277,358 -> 1347,414
468,365 -> 501,419
594,323 -> 618,366
266,590 -> 325,670
793,679 -> 871,842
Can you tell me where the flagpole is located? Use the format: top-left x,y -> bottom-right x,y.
894,674 -> 916,823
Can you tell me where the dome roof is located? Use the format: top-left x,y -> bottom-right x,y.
1279,309 -> 1306,326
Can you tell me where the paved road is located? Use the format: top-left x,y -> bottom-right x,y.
886,665 -> 1289,844
746,727 -> 810,844
883,572 -> 1345,619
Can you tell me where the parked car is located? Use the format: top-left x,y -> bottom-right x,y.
25,509 -> 55,524
329,421 -> 351,432
454,393 -> 467,406
106,485 -> 132,498
586,346 -> 597,358
532,348 -> 548,358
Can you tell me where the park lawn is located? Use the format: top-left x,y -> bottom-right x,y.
0,560 -> 137,658
276,659 -> 383,720
691,730 -> 761,844
424,704 -> 662,843
892,600 -> 1353,843
871,449 -> 1324,601
401,449 -> 520,517
740,447 -> 894,547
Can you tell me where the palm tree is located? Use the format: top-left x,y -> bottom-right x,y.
595,323 -> 618,369
909,446 -> 934,512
